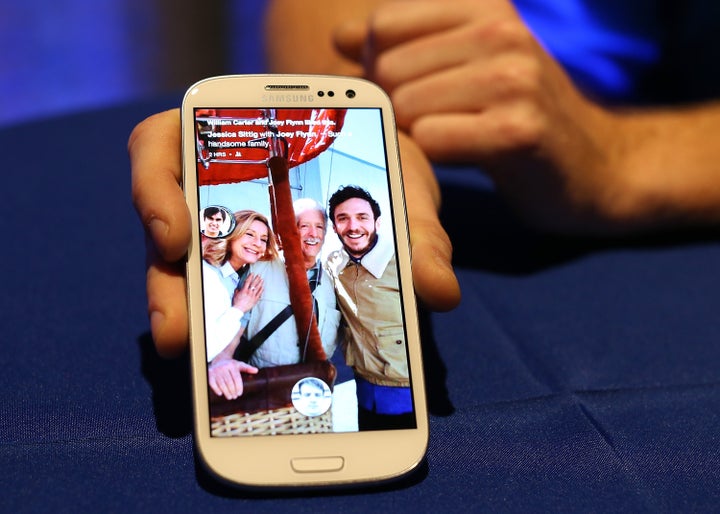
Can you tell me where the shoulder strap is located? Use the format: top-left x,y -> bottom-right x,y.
233,305 -> 293,363
234,269 -> 320,363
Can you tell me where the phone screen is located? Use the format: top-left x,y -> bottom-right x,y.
191,106 -> 418,438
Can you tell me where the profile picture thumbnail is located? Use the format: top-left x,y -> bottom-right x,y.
291,377 -> 332,417
200,205 -> 234,239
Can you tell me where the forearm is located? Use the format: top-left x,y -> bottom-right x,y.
206,309 -> 246,362
210,329 -> 244,365
608,101 -> 720,230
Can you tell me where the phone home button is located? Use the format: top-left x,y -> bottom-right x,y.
291,456 -> 345,473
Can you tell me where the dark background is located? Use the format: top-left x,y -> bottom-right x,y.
0,1 -> 266,128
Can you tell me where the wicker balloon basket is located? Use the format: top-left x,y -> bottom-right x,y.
211,406 -> 333,437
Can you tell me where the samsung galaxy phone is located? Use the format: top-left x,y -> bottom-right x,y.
181,74 -> 427,488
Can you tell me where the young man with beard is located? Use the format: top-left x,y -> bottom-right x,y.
326,185 -> 414,431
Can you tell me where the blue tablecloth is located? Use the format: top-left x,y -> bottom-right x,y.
1,96 -> 719,512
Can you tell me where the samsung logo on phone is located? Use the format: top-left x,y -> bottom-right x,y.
261,93 -> 314,103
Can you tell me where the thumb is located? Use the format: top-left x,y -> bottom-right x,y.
238,362 -> 259,374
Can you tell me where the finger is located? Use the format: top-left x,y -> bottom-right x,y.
370,1 -> 525,88
219,377 -> 234,400
370,12 -> 484,90
243,274 -> 257,289
251,274 -> 264,288
208,373 -> 223,398
146,239 -> 189,358
366,1 -> 465,55
250,275 -> 264,296
129,109 -> 191,263
243,276 -> 262,299
399,134 -> 461,311
411,106 -> 542,165
390,49 -> 535,128
212,368 -> 236,400
229,368 -> 244,397
333,18 -> 367,63
237,362 -> 259,374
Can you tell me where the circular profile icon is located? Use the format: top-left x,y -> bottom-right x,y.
291,377 -> 332,417
201,205 -> 234,239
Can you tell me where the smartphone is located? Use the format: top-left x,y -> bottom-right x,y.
181,75 -> 427,488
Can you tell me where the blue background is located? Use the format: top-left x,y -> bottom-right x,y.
0,1 -> 266,128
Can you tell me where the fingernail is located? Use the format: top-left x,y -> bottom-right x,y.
148,217 -> 169,242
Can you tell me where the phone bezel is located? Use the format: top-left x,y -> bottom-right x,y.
181,75 -> 428,488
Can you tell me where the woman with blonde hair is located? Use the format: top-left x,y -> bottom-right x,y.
203,209 -> 280,400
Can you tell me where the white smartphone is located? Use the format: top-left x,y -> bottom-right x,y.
181,74 -> 427,489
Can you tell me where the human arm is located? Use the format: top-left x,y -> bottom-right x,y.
203,269 -> 263,399
203,267 -> 264,362
208,357 -> 258,400
331,0 -> 720,235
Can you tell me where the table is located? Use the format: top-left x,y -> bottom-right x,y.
2,96 -> 719,512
